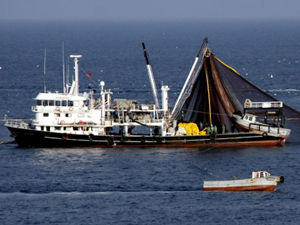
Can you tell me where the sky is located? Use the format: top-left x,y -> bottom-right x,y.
0,0 -> 300,21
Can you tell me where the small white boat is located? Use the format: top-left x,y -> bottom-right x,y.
231,99 -> 291,139
203,171 -> 284,191
232,113 -> 291,139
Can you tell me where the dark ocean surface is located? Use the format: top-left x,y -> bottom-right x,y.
1,20 -> 300,224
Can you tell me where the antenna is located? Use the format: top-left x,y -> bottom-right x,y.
62,42 -> 66,94
44,48 -> 47,93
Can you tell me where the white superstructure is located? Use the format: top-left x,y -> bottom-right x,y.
25,55 -> 171,137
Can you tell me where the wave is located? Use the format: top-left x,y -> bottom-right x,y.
267,88 -> 300,93
0,189 -> 203,196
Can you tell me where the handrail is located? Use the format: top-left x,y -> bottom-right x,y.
245,101 -> 283,109
249,123 -> 280,134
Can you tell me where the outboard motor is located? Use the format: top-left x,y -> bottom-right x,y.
279,176 -> 284,183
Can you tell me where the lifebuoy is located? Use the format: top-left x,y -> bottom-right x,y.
60,120 -> 65,125
62,133 -> 68,140
78,120 -> 84,125
69,107 -> 74,111
55,107 -> 60,111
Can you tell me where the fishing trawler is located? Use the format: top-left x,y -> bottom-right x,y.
4,38 -> 294,148
203,171 -> 284,191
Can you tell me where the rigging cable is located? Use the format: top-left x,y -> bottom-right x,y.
204,61 -> 212,126
79,67 -> 99,86
183,148 -> 220,179
167,47 -> 200,87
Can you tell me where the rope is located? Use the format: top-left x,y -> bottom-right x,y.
180,107 -> 230,117
184,147 -> 220,179
0,140 -> 16,145
204,62 -> 212,126
178,108 -> 300,121
213,56 -> 240,75
286,117 -> 300,120
79,67 -> 99,86
168,46 -> 200,86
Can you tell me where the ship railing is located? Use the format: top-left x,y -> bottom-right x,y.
4,119 -> 30,128
245,101 -> 283,109
32,105 -> 89,113
151,119 -> 163,123
249,123 -> 279,134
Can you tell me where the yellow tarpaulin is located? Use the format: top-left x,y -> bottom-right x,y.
178,122 -> 206,135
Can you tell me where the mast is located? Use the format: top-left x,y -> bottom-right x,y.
43,48 -> 47,93
66,57 -> 70,93
70,55 -> 82,96
62,42 -> 66,94
161,85 -> 170,117
171,37 -> 208,119
100,81 -> 105,125
142,43 -> 160,112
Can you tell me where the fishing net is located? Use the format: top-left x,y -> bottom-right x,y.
173,48 -> 300,135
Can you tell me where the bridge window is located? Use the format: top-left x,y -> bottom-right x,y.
62,100 -> 67,106
68,101 -> 74,106
43,100 -> 48,106
49,100 -> 54,106
55,101 -> 61,106
43,113 -> 49,117
260,172 -> 264,177
37,100 -> 42,106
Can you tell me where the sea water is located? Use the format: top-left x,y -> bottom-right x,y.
1,19 -> 300,224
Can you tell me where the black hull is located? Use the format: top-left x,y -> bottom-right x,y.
7,126 -> 285,148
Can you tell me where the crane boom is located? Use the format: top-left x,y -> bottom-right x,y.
142,42 -> 160,111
